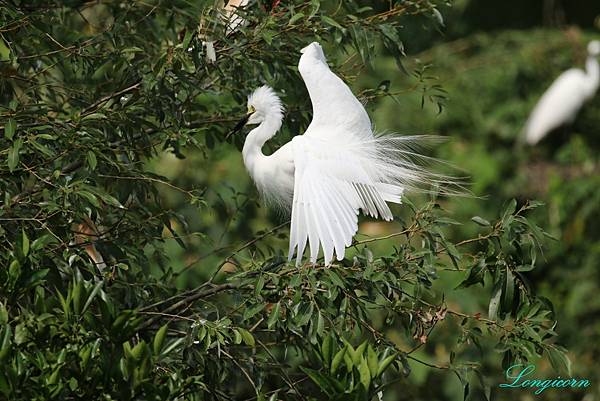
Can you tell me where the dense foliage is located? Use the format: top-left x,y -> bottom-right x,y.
0,1 -> 595,400
364,19 -> 600,399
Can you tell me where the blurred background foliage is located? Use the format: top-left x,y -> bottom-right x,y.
361,2 -> 600,400
0,0 -> 599,400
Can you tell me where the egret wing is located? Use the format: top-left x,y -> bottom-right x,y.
288,136 -> 403,265
525,69 -> 587,145
298,44 -> 373,141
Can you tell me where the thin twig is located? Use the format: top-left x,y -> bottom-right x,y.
138,283 -> 239,330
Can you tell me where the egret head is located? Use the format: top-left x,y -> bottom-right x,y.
588,40 -> 600,57
300,42 -> 327,63
245,85 -> 283,125
229,86 -> 284,138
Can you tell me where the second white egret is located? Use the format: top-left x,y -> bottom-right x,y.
524,40 -> 600,145
233,42 -> 459,266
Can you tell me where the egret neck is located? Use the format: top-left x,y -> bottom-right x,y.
242,113 -> 282,179
584,54 -> 600,99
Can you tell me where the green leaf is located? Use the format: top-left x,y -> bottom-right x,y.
8,260 -> 20,286
502,268 -> 514,313
22,269 -> 49,288
153,324 -> 168,355
352,341 -> 367,365
502,199 -> 517,223
0,326 -> 11,362
359,356 -> 371,389
0,373 -> 9,397
81,282 -> 103,314
181,29 -> 194,49
309,0 -> 320,18
321,15 -> 344,30
294,302 -> 313,326
367,345 -> 378,378
4,118 -> 16,140
326,270 -> 345,287
47,367 -> 60,385
436,217 -> 461,225
30,234 -> 55,251
78,190 -> 100,207
84,186 -> 125,209
8,138 -> 22,172
488,279 -> 503,319
243,302 -> 265,321
72,280 -> 82,315
21,229 -> 29,256
0,37 -> 10,61
92,61 -> 112,80
131,340 -> 146,360
68,377 -> 78,391
516,264 -> 535,272
29,139 -> 55,157
233,329 -> 242,345
456,259 -> 486,289
288,12 -> 305,25
87,150 -> 97,170
239,328 -> 255,347
0,304 -> 7,325
330,346 -> 346,374
299,367 -> 333,397
254,275 -> 265,297
546,346 -> 571,376
14,323 -> 28,345
316,311 -> 325,336
160,338 -> 184,356
343,346 -> 354,372
321,334 -> 332,366
261,30 -> 276,45
471,216 -> 491,226
376,354 -> 396,377
266,302 -> 280,329
81,112 -> 107,121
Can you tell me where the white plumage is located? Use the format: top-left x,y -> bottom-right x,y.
238,42 -> 457,266
524,40 -> 600,145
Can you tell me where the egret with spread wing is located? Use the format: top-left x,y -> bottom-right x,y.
233,42 -> 459,266
524,40 -> 600,145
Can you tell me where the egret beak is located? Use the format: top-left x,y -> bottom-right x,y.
225,112 -> 251,140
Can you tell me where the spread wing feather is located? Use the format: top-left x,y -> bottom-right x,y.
287,43 -> 460,265
288,137 -> 402,265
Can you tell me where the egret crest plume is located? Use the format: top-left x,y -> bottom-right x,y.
247,85 -> 285,125
235,42 -> 464,266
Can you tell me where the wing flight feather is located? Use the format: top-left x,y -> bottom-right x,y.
288,137 -> 403,265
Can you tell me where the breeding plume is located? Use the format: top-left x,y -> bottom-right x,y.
524,40 -> 600,145
233,42 -> 457,266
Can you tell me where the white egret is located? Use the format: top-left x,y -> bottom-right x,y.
524,40 -> 600,145
233,42 -> 459,266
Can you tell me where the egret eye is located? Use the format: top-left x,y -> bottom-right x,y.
248,105 -> 256,114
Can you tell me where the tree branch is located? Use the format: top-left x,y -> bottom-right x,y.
138,282 -> 240,330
